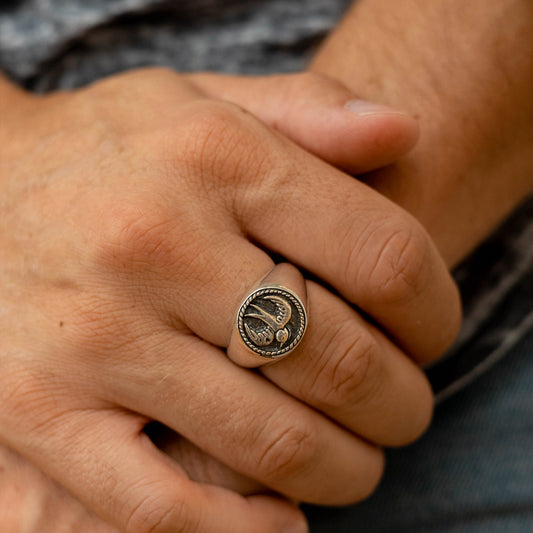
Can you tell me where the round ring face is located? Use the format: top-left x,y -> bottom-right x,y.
237,286 -> 307,358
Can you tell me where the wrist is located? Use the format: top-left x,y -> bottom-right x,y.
311,0 -> 533,265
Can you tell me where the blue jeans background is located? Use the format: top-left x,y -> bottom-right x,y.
305,324 -> 533,532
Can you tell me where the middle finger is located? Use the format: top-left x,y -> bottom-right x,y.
138,224 -> 434,447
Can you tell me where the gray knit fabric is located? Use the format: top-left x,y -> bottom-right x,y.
0,0 -> 351,90
0,0 -> 531,399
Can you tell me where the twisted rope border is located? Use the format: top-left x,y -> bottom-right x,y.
237,286 -> 306,358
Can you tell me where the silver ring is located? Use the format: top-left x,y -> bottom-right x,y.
227,264 -> 308,367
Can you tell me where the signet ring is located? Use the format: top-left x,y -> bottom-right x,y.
227,263 -> 308,368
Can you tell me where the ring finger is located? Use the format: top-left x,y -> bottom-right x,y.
139,227 -> 434,448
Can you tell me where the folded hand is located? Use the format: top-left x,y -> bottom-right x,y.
0,70 -> 460,532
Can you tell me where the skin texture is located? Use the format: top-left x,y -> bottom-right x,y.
0,70 -> 460,532
4,0 -> 533,529
311,0 -> 533,267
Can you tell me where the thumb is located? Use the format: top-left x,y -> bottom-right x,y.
185,71 -> 418,174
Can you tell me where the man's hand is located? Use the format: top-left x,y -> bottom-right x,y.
0,444 -> 118,533
311,0 -> 533,266
0,69 -> 459,532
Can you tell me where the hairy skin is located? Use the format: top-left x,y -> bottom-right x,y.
312,0 -> 533,266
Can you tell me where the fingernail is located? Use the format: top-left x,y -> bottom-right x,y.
345,99 -> 411,117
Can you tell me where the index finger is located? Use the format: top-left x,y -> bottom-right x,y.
232,137 -> 461,363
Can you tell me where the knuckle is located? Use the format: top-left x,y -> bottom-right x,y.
175,100 -> 270,190
314,326 -> 381,410
125,491 -> 189,533
358,218 -> 430,304
94,205 -> 180,276
255,414 -> 316,482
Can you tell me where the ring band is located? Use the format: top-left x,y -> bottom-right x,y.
227,263 -> 308,367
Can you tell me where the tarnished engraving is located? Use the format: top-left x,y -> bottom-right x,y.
237,286 -> 307,358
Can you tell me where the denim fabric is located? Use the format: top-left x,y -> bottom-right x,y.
305,322 -> 533,532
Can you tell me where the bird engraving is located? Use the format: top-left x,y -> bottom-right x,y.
244,295 -> 292,347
